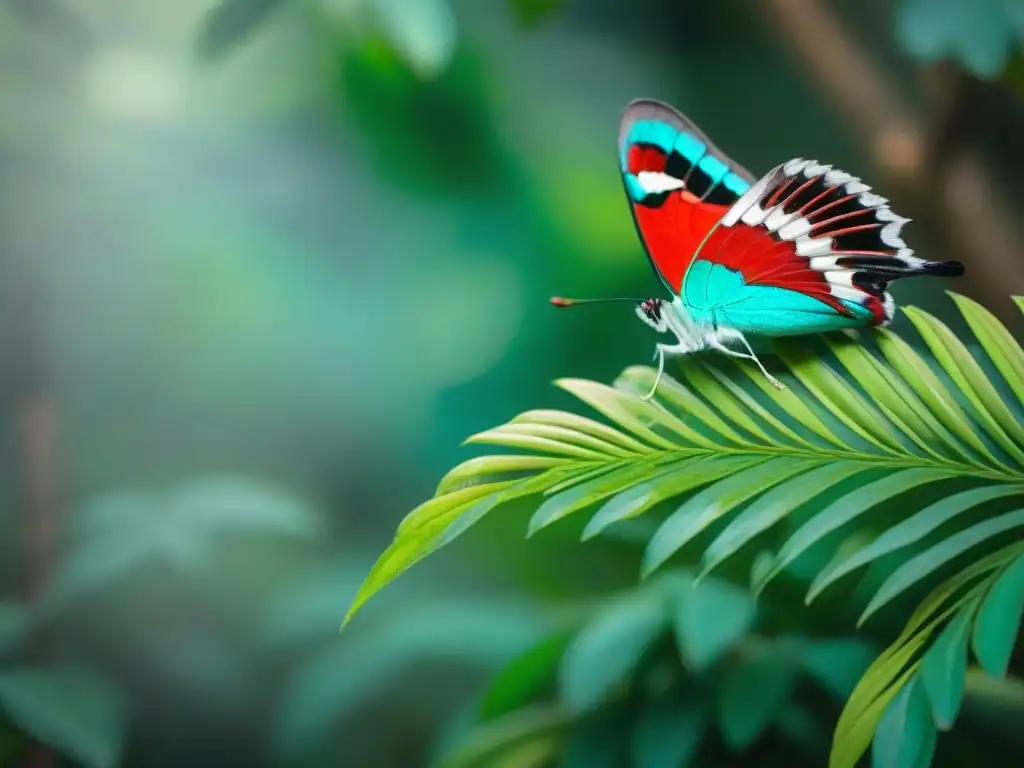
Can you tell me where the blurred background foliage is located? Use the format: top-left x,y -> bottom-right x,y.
1,0 -> 1023,766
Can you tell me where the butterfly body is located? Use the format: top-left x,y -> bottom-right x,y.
613,99 -> 964,395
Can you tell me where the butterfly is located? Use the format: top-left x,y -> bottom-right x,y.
552,99 -> 964,400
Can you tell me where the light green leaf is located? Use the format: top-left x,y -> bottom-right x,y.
436,455 -> 573,494
808,484 -> 1024,602
643,457 -> 819,577
582,455 -> 764,541
528,458 -> 667,535
904,306 -> 1024,466
701,362 -> 820,449
860,511 -> 1024,625
971,553 -> 1024,677
776,344 -> 903,453
716,645 -> 797,750
920,605 -> 974,729
952,292 -> 1024,405
558,591 -> 667,713
763,469 -> 950,592
871,678 -> 937,768
616,366 -> 756,448
510,410 -> 655,454
701,460 -> 867,577
671,578 -> 755,671
0,666 -> 125,768
555,378 -> 698,451
875,328 -> 1002,468
465,424 -> 622,460
631,698 -> 705,768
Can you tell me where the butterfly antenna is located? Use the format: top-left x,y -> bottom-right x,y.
550,296 -> 646,308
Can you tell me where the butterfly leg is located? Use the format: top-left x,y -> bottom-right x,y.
642,342 -> 692,401
708,329 -> 786,390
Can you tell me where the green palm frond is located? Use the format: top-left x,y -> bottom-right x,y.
344,292 -> 1024,767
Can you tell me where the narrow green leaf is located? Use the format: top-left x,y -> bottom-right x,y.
871,678 -> 936,768
920,604 -> 974,729
679,365 -> 777,445
616,366 -> 756,448
875,328 -> 1004,469
399,481 -> 518,536
825,336 -> 966,462
556,379 -> 703,450
904,306 -> 1024,466
558,591 -> 667,713
541,461 -> 630,496
808,484 -> 1024,602
860,511 -> 1024,625
0,666 -> 125,768
764,468 -> 950,592
465,424 -> 627,459
480,631 -> 574,721
194,0 -> 284,62
971,554 -> 1024,677
729,360 -> 849,449
631,698 -> 705,768
436,455 -> 571,495
643,458 -> 818,577
952,292 -> 1024,405
511,410 -> 655,454
776,345 -> 903,453
703,363 -> 822,449
672,578 -> 755,671
716,647 -> 797,750
528,459 -> 666,535
750,550 -> 775,594
701,460 -> 867,577
583,455 -> 766,541
801,639 -> 877,699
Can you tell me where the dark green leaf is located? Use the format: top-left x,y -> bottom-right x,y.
801,639 -> 877,699
716,646 -> 797,750
509,0 -> 561,28
0,666 -> 125,768
920,605 -> 974,729
871,678 -> 937,768
480,631 -> 574,721
971,553 -> 1024,677
630,698 -> 705,768
433,704 -> 572,768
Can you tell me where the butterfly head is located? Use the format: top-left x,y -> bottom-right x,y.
635,298 -> 670,333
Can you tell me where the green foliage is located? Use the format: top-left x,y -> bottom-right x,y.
432,569 -> 875,767
895,0 -> 1024,78
346,292 -> 1024,767
0,662 -> 125,768
194,0 -> 287,62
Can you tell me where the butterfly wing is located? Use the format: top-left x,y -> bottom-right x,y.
681,159 -> 964,336
619,100 -> 757,293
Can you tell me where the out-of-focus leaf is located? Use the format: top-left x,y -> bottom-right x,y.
0,666 -> 125,768
801,639 -> 877,699
630,698 -> 705,768
971,553 -> 1024,677
871,678 -> 937,768
480,631 -> 575,721
374,0 -> 457,78
560,708 -> 625,768
509,0 -> 561,28
716,645 -> 797,750
671,577 -> 755,671
0,604 -> 26,654
432,705 -> 572,768
558,591 -> 666,713
195,0 -> 286,62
